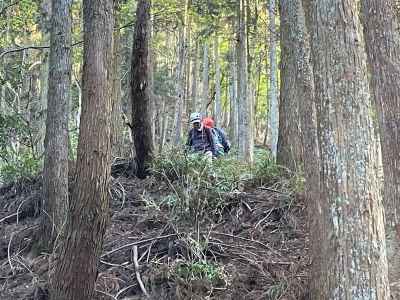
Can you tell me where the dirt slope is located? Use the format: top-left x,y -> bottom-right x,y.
0,173 -> 309,300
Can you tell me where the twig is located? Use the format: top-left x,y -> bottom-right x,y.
257,186 -> 291,196
0,212 -> 19,224
0,1 -> 19,16
0,40 -> 83,59
101,233 -> 178,258
211,231 -> 282,257
8,233 -> 15,275
115,284 -> 137,299
16,198 -> 27,224
133,246 -> 149,298
95,289 -> 117,300
255,209 -> 274,229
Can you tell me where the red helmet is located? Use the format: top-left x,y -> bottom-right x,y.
202,117 -> 214,128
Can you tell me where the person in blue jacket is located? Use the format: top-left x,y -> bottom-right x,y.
186,112 -> 216,158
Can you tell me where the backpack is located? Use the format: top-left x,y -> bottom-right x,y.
210,128 -> 229,156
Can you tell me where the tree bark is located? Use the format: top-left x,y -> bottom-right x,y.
111,0 -> 124,157
305,0 -> 390,298
214,35 -> 221,126
360,1 -> 400,296
202,42 -> 209,115
267,0 -> 278,158
237,0 -> 253,163
39,0 -> 71,252
131,0 -> 153,179
190,40 -> 199,113
229,46 -> 238,145
50,0 -> 114,299
360,0 -> 400,229
276,0 -> 303,171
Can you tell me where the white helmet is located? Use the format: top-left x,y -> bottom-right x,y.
189,112 -> 201,124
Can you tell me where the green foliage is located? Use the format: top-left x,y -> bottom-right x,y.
265,281 -> 288,300
152,149 -> 250,218
0,113 -> 41,183
175,261 -> 226,283
0,149 -> 40,182
151,147 -> 287,220
251,148 -> 282,186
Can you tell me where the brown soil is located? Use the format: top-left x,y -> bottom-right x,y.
0,171 -> 310,300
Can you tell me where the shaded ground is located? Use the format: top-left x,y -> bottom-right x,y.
0,167 -> 310,299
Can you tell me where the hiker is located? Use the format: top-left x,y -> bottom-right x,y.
202,117 -> 230,157
186,112 -> 216,158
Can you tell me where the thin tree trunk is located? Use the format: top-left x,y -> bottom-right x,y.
37,0 -> 52,158
276,0 -> 304,170
202,42 -> 209,115
190,40 -> 198,113
173,0 -> 189,144
131,0 -> 153,178
229,47 -> 237,143
111,0 -> 123,157
267,0 -> 278,158
237,0 -> 252,163
50,0 -> 114,298
214,35 -> 221,126
39,0 -> 71,252
174,28 -> 185,144
304,0 -> 390,298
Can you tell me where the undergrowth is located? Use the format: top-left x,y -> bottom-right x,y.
151,147 -> 300,222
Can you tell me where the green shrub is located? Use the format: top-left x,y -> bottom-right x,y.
250,148 -> 282,186
151,147 -> 249,219
0,150 -> 41,183
175,261 -> 226,284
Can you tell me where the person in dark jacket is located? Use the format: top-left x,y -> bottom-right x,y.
202,117 -> 230,157
186,112 -> 216,158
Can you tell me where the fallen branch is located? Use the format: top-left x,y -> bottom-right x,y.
257,186 -> 291,196
8,233 -> 15,275
101,233 -> 178,258
0,212 -> 20,224
133,245 -> 149,298
95,289 -> 117,300
211,231 -> 282,257
115,284 -> 137,299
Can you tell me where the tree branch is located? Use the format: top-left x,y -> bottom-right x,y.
0,41 -> 83,59
0,1 -> 19,16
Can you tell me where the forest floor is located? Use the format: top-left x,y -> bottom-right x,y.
0,157 -> 310,300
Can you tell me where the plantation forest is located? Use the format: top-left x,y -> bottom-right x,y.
1,0 -> 400,299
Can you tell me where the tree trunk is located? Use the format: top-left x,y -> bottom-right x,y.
360,0 -> 400,229
174,28 -> 185,145
305,0 -> 390,298
131,0 -> 153,179
360,1 -> 400,296
111,0 -> 123,157
283,1 -> 320,299
39,0 -> 71,252
202,42 -> 209,115
50,0 -> 114,299
237,0 -> 253,163
267,0 -> 278,158
276,0 -> 304,171
173,0 -> 189,144
214,35 -> 221,126
36,0 -> 52,158
229,46 -> 238,144
190,40 -> 198,113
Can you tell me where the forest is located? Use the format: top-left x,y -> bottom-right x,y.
1,0 -> 400,299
